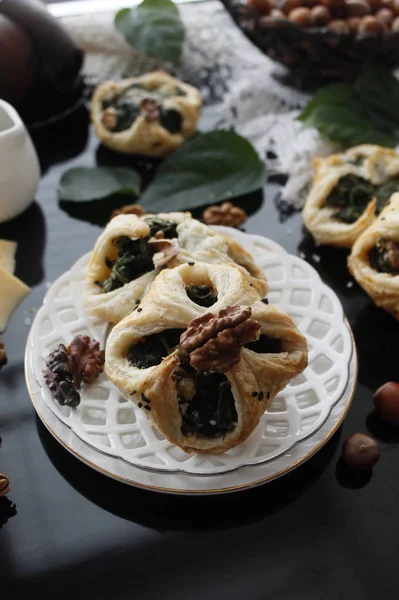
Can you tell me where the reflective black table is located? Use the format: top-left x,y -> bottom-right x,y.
1,100 -> 399,599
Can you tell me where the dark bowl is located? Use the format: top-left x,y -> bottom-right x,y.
221,0 -> 399,82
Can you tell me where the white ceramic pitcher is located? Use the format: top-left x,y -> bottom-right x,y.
0,100 -> 40,223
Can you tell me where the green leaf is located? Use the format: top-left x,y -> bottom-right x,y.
139,130 -> 268,212
354,63 -> 399,133
115,0 -> 184,67
58,167 -> 140,202
298,83 -> 397,148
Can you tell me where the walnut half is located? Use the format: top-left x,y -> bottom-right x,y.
202,202 -> 247,228
149,236 -> 180,269
180,305 -> 261,374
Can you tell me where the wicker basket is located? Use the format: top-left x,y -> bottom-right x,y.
221,0 -> 399,81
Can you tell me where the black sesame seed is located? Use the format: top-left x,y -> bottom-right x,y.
144,405 -> 151,411
138,402 -> 142,408
259,391 -> 264,401
252,391 -> 258,397
137,307 -> 143,312
188,261 -> 195,266
130,390 -> 137,396
135,298 -> 141,305
141,393 -> 147,402
261,298 -> 269,305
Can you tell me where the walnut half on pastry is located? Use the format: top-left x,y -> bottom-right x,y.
105,262 -> 307,454
91,71 -> 202,156
303,145 -> 399,248
84,211 -> 267,324
348,192 -> 399,319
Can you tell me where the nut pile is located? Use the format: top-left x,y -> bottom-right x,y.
247,0 -> 399,35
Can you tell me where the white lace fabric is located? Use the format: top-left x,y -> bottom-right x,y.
60,1 -> 339,208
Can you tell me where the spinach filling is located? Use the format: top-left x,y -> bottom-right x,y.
160,109 -> 182,134
326,175 -> 375,224
369,239 -> 399,275
126,327 -> 282,440
98,218 -> 178,293
246,335 -> 282,354
375,181 -> 399,214
180,371 -> 237,438
127,329 -> 184,369
126,327 -> 237,438
101,83 -> 185,133
186,284 -> 218,308
326,175 -> 399,224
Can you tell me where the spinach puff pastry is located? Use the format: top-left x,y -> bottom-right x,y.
348,192 -> 399,319
85,212 -> 267,324
105,262 -> 308,454
91,71 -> 201,156
303,145 -> 399,248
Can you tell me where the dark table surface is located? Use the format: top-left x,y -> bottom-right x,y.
1,94 -> 399,599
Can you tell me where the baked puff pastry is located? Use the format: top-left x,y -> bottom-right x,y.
105,262 -> 308,454
348,192 -> 399,319
85,211 -> 267,324
91,71 -> 202,157
303,145 -> 399,248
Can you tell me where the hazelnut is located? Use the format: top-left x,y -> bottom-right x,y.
392,14 -> 399,27
341,434 -> 380,470
288,6 -> 312,24
359,14 -> 384,30
375,7 -> 394,23
347,16 -> 362,30
345,0 -> 372,17
281,0 -> 303,14
327,18 -> 351,31
373,382 -> 399,426
270,8 -> 286,17
246,0 -> 272,14
310,5 -> 332,24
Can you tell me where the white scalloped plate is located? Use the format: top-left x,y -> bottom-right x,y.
26,228 -> 356,481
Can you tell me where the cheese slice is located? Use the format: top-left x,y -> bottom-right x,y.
0,267 -> 30,332
0,240 -> 17,274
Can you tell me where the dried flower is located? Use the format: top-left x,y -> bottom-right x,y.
110,203 -> 145,220
43,344 -> 81,407
0,339 -> 7,370
202,202 -> 247,228
180,305 -> 261,373
68,335 -> 105,387
0,474 -> 10,497
43,335 -> 105,408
